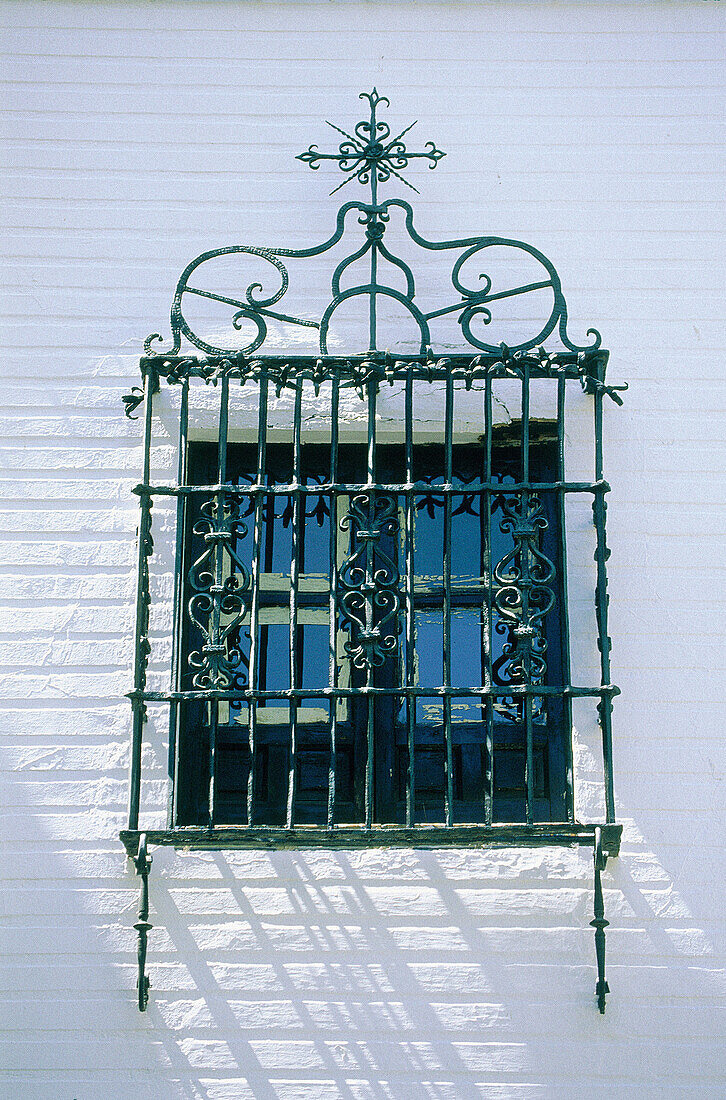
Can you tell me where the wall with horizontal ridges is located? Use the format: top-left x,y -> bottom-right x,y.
1,2 -> 724,1097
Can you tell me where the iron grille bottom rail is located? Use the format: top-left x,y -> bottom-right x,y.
121,822 -> 621,857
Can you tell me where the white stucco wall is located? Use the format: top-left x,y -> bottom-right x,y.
1,2 -> 725,1097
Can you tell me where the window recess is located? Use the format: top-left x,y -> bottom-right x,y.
121,91 -> 626,1014
176,432 -> 571,830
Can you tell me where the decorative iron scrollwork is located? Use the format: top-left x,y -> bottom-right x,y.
187,494 -> 251,688
144,90 -> 602,359
135,346 -> 608,402
492,494 -> 556,719
338,492 -> 402,671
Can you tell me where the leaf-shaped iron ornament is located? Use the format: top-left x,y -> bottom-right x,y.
142,91 -> 602,361
338,492 -> 402,671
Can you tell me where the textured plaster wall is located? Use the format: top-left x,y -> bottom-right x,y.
1,2 -> 724,1097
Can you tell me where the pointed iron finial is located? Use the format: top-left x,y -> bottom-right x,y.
296,89 -> 445,200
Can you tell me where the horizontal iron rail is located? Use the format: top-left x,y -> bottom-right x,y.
206,591 -> 496,610
144,350 -> 609,378
121,822 -> 622,856
131,684 -> 619,702
134,479 -> 610,497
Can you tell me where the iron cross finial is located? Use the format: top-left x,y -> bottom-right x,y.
296,88 -> 446,201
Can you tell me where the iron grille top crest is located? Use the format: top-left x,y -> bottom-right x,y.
144,90 -> 602,361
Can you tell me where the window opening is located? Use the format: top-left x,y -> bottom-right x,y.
176,432 -> 569,830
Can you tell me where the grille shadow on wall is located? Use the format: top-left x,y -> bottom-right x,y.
121,90 -> 626,1013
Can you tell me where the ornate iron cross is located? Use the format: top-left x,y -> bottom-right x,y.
296,88 -> 446,201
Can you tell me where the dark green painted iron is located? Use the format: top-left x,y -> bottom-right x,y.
138,90 -> 602,361
122,92 -> 625,1015
132,834 -> 152,1012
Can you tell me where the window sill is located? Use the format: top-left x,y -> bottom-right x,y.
121,822 -> 621,857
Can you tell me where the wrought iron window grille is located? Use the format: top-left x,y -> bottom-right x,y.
122,91 -> 626,1013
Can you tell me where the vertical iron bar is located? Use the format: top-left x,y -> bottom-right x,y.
368,94 -> 378,351
404,368 -> 416,827
365,689 -> 374,828
247,373 -> 269,827
483,370 -> 494,825
169,377 -> 189,828
365,377 -> 376,828
369,245 -> 378,351
286,376 -> 303,828
128,365 -> 155,832
557,374 -> 575,821
593,387 -> 615,823
443,371 -> 454,826
327,372 -> 340,828
208,372 -> 229,828
522,362 -> 534,825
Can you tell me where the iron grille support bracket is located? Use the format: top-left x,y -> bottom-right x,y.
131,833 -> 153,1012
121,824 -> 621,1012
591,825 -> 612,1013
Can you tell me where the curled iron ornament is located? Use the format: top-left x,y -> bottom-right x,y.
338,492 -> 402,671
141,91 -> 602,361
187,494 -> 252,689
122,387 -> 145,419
492,494 -> 556,720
